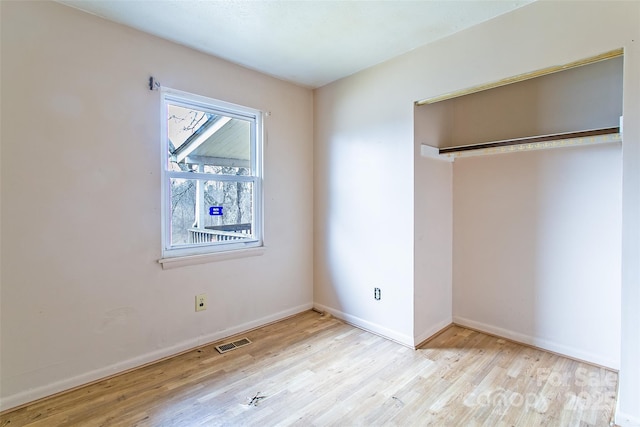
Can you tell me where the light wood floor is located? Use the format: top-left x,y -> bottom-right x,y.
1,311 -> 618,426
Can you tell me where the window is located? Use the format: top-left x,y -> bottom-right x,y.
161,89 -> 263,259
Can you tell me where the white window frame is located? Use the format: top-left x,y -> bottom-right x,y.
160,88 -> 263,260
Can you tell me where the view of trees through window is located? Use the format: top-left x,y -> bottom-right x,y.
170,178 -> 253,245
166,102 -> 255,247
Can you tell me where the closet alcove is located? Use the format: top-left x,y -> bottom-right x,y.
414,51 -> 624,369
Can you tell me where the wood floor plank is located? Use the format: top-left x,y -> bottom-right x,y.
0,311 -> 618,426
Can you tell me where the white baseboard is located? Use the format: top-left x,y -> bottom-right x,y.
453,316 -> 619,370
616,411 -> 640,427
313,303 -> 414,348
414,317 -> 453,346
0,303 -> 313,412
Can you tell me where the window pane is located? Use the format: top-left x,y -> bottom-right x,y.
167,103 -> 252,174
162,90 -> 262,258
169,178 -> 254,247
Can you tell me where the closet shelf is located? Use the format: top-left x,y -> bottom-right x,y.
439,127 -> 619,155
421,127 -> 621,161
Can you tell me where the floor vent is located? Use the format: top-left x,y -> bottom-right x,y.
215,337 -> 252,354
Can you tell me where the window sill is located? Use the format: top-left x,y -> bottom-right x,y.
158,246 -> 265,270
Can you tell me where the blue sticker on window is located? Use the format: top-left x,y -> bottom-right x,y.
209,206 -> 223,216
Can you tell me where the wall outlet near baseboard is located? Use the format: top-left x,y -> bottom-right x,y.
196,294 -> 207,311
374,288 -> 381,301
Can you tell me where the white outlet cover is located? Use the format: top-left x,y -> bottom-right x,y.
195,294 -> 207,312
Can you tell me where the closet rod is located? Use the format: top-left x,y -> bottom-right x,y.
439,127 -> 619,155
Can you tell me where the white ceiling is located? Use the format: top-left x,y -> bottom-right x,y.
58,0 -> 534,89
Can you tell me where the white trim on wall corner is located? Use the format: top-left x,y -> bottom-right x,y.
453,316 -> 619,370
313,303 -> 414,348
0,303 -> 313,412
414,318 -> 453,347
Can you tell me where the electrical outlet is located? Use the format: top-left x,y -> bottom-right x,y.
374,288 -> 381,301
195,294 -> 207,311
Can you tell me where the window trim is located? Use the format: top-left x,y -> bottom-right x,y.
160,88 -> 264,260
158,246 -> 266,270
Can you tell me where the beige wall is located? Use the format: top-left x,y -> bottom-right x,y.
315,1 -> 639,424
313,57 -> 416,345
0,1 -> 314,410
413,154 -> 453,345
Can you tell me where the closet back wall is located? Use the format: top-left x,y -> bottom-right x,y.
452,143 -> 622,368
